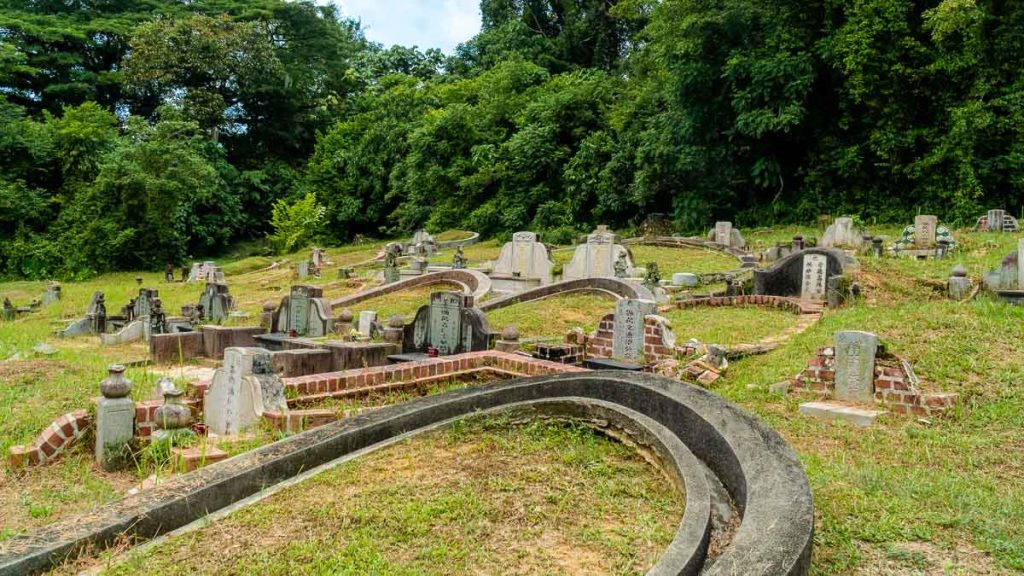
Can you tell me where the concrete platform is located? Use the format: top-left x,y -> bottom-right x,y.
799,401 -> 884,427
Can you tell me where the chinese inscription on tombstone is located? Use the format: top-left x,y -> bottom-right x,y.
833,331 -> 878,403
800,254 -> 828,301
429,292 -> 464,355
612,299 -> 654,360
914,215 -> 938,248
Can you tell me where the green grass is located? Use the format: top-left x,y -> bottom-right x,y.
347,282 -> 464,322
92,417 -> 682,576
662,305 -> 800,347
628,244 -> 740,275
485,293 -> 615,340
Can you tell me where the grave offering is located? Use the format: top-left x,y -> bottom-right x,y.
974,209 -> 1019,233
204,347 -> 288,436
197,282 -> 234,324
562,225 -> 635,281
754,248 -> 854,304
982,239 -> 1024,304
95,365 -> 134,469
272,285 -> 333,337
151,388 -> 194,443
892,215 -> 956,256
707,221 -> 746,249
402,291 -> 491,356
490,231 -> 554,292
820,217 -> 867,249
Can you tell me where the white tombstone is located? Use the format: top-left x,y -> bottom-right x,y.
358,310 -> 378,337
833,331 -> 879,403
612,299 -> 656,360
800,254 -> 828,301
714,221 -> 733,246
988,210 -> 1006,232
204,348 -> 287,436
562,226 -> 632,281
914,215 -> 938,248
492,232 -> 554,284
821,217 -> 863,249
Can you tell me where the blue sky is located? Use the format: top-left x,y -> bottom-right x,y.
327,0 -> 482,54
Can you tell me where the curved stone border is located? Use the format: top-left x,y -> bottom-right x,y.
623,236 -> 752,262
479,277 -> 655,312
0,371 -> 813,576
435,231 -> 481,250
330,269 -> 492,311
7,410 -> 90,467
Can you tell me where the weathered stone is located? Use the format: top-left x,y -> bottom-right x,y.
562,226 -> 633,281
492,231 -> 553,284
671,273 -> 699,288
273,286 -> 331,337
799,401 -> 884,427
612,299 -> 656,360
94,397 -> 134,469
403,292 -> 491,355
976,209 -> 1019,233
800,254 -> 828,301
914,215 -> 938,248
820,217 -> 865,249
197,283 -> 233,324
755,248 -> 854,303
358,310 -> 378,338
707,221 -> 746,249
204,347 -> 287,436
948,265 -> 972,301
833,331 -> 878,403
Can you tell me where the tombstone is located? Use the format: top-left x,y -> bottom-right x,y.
672,273 -> 699,288
133,288 -> 158,319
871,237 -> 884,258
207,266 -> 226,284
491,232 -> 553,284
404,292 -> 491,355
452,246 -> 467,269
833,331 -> 878,403
198,283 -> 233,324
612,299 -> 656,360
975,209 -> 1019,233
358,310 -> 378,338
707,221 -> 746,249
273,285 -> 333,337
914,215 -> 938,248
311,248 -> 327,269
820,217 -> 865,249
562,226 -> 633,281
42,283 -> 61,306
296,260 -> 309,280
204,347 -> 288,436
800,254 -> 828,301
948,265 -> 972,301
754,248 -> 853,304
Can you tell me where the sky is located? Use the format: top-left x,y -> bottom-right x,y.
328,0 -> 482,54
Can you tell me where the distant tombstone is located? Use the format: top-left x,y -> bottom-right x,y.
948,265 -> 972,301
274,285 -> 332,337
188,263 -> 203,282
134,288 -> 158,319
833,331 -> 878,403
86,291 -> 105,316
975,209 -> 1019,233
820,217 -> 865,249
42,283 -> 61,306
198,283 -> 233,324
296,261 -> 309,279
988,209 -> 1005,232
672,273 -> 699,288
612,299 -> 656,360
290,286 -> 312,334
800,254 -> 828,301
311,248 -> 327,269
914,215 -> 938,248
207,266 -> 226,284
405,292 -> 491,355
358,311 -> 378,338
714,221 -> 732,245
562,226 -> 632,281
204,347 -> 287,436
492,231 -> 553,284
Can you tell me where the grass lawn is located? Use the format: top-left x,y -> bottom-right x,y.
662,305 -> 801,347
628,244 -> 741,275
485,293 -> 616,340
347,282 -> 464,322
88,417 -> 682,576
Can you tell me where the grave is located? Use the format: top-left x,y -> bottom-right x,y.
754,248 -> 854,304
833,330 -> 878,403
611,299 -> 657,361
358,310 -> 378,338
982,239 -> 1024,304
204,347 -> 288,436
197,282 -> 234,324
490,231 -> 554,292
562,226 -> 635,281
401,291 -> 492,355
820,217 -> 867,249
271,285 -> 333,337
892,215 -> 956,257
974,209 -> 1019,233
707,221 -> 746,249
59,292 -> 106,338
42,283 -> 61,306
187,261 -> 223,283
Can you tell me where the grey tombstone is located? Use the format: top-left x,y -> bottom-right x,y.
988,209 -> 1006,232
429,292 -> 464,355
42,283 -> 61,306
95,397 -> 134,468
358,310 -> 378,338
612,299 -> 656,361
714,221 -> 733,246
821,217 -> 864,249
800,254 -> 828,301
833,331 -> 879,403
672,273 -> 699,288
296,261 -> 309,279
289,285 -> 313,335
562,226 -> 631,280
492,231 -> 554,284
914,215 -> 938,248
204,347 -> 287,436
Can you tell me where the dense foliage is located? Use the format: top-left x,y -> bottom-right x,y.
2,0 -> 1022,276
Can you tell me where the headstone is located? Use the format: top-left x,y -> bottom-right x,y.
204,347 -> 287,436
800,254 -> 828,301
988,210 -> 1006,232
358,311 -> 378,338
1017,239 -> 1024,290
820,217 -> 864,249
914,215 -> 938,248
714,221 -> 732,246
405,292 -> 491,355
672,273 -> 699,288
42,283 -> 62,306
562,226 -> 632,281
95,365 -> 134,469
612,299 -> 655,360
273,285 -> 332,336
296,261 -> 309,279
492,231 -> 553,284
198,283 -> 233,324
833,331 -> 878,403
429,292 -> 463,355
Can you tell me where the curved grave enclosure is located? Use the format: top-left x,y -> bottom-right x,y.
754,248 -> 857,300
479,277 -> 655,312
330,269 -> 493,311
0,371 -> 813,576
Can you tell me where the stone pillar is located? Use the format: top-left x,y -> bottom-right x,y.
936,239 -> 951,259
259,301 -> 276,331
383,314 -> 405,346
792,235 -> 804,251
948,265 -> 972,301
94,365 -> 135,469
871,237 -> 884,258
335,309 -> 355,339
495,326 -> 520,353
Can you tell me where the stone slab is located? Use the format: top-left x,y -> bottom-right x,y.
833,330 -> 878,403
799,401 -> 884,427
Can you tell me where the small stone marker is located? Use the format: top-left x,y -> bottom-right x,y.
833,331 -> 878,403
914,215 -> 938,248
948,265 -> 972,300
800,254 -> 828,301
358,310 -> 378,337
799,401 -> 884,427
821,217 -> 864,249
714,221 -> 732,245
95,365 -> 135,469
612,299 -> 655,360
672,273 -> 699,287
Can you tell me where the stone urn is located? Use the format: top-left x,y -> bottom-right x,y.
99,365 -> 132,398
154,389 -> 192,431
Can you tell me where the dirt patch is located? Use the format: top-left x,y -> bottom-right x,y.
855,540 -> 1003,575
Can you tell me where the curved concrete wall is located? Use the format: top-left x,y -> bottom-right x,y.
330,269 -> 492,311
479,277 -> 655,312
0,371 -> 813,576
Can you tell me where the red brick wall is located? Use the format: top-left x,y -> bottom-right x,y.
588,314 -> 677,362
8,410 -> 90,467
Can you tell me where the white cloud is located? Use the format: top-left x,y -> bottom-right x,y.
326,0 -> 481,53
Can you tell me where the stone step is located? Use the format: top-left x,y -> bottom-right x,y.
798,401 -> 884,427
171,445 -> 229,472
